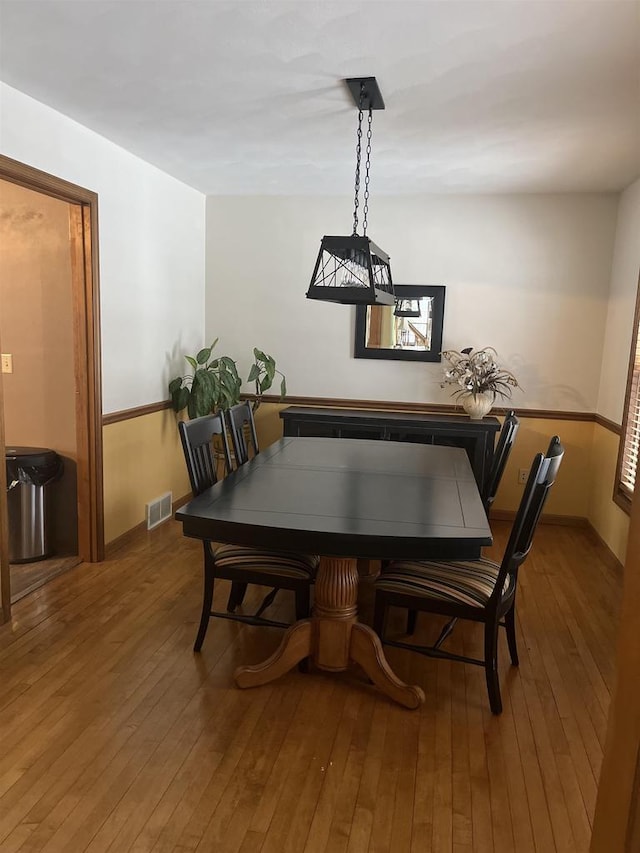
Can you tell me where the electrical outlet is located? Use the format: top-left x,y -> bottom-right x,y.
518,468 -> 529,485
1,353 -> 12,374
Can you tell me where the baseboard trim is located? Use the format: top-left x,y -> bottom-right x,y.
490,509 -> 589,527
586,521 -> 625,574
105,519 -> 148,557
105,491 -> 192,556
491,511 -> 624,572
172,492 -> 193,511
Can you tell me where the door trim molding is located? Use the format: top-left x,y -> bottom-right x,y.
0,154 -> 104,590
0,350 -> 9,621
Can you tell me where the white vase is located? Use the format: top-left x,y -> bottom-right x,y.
460,391 -> 493,419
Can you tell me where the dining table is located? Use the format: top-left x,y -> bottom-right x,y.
176,436 -> 492,709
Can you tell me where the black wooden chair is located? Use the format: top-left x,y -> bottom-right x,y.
482,410 -> 519,513
178,413 -> 318,652
224,400 -> 320,614
373,436 -> 564,714
226,400 -> 259,468
385,410 -> 520,646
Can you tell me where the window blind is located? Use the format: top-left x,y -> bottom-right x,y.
618,281 -> 640,501
621,368 -> 640,494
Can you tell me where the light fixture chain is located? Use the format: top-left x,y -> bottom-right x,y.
363,107 -> 372,236
352,85 -> 365,236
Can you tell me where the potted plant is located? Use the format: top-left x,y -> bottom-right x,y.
441,346 -> 520,419
168,340 -> 286,418
247,348 -> 286,408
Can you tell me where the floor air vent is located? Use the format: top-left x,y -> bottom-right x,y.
146,491 -> 173,530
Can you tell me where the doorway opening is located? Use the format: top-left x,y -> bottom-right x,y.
0,155 -> 103,620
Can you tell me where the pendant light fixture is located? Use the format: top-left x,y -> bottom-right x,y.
394,298 -> 422,318
306,77 -> 395,306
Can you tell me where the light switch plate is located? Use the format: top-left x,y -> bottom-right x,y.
1,353 -> 13,374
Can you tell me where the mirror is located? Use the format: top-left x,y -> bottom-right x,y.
354,285 -> 446,362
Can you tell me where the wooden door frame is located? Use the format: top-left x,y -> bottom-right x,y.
591,484 -> 640,851
0,154 -> 103,621
0,351 -> 10,622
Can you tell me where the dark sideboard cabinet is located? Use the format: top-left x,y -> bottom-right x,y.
279,406 -> 501,488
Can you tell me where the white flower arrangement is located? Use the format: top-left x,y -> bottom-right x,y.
441,347 -> 520,402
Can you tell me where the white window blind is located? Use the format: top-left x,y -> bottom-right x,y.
621,372 -> 640,494
619,293 -> 640,498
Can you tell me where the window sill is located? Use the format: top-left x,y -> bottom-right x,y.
613,488 -> 632,516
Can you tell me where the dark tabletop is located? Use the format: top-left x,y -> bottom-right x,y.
176,437 -> 492,560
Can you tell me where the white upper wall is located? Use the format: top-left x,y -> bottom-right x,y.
1,79 -> 628,417
598,178 -> 640,422
206,193 -> 618,411
0,82 -> 206,414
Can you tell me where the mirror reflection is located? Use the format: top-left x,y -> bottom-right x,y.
354,285 -> 446,362
366,297 -> 435,351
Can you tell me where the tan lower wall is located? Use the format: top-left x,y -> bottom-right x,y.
252,402 -> 289,448
102,409 -> 189,544
493,416 -> 593,518
102,403 -> 630,564
589,423 -> 629,564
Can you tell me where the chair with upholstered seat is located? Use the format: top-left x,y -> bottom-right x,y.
392,409 -> 520,640
373,435 -> 564,714
482,410 -> 519,513
226,400 -> 259,468
178,412 -> 318,652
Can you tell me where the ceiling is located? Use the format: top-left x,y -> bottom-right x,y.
0,0 -> 639,195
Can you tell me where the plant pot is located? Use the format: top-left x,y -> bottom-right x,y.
460,392 -> 493,420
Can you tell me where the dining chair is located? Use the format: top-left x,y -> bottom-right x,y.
226,399 -> 316,614
226,400 -> 259,468
482,410 -> 519,513
373,435 -> 564,714
178,413 -> 318,652
385,410 -> 520,647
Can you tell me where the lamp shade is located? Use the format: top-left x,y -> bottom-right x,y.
394,298 -> 421,318
306,234 -> 394,305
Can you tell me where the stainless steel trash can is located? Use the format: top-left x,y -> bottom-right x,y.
5,447 -> 63,563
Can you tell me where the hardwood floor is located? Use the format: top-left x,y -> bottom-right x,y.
10,555 -> 82,603
0,519 -> 621,852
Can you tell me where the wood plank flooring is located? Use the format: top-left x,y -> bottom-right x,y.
0,519 -> 622,852
10,555 -> 82,603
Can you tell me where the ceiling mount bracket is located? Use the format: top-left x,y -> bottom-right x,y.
345,77 -> 385,110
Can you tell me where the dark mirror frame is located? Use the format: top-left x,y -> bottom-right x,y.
354,284 -> 446,362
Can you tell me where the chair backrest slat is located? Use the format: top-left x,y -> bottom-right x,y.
483,410 -> 519,511
491,435 -> 564,601
178,413 -> 232,496
227,401 -> 259,467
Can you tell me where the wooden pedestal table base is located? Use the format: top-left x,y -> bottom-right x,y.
233,555 -> 425,710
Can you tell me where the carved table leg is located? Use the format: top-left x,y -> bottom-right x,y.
234,620 -> 312,688
350,623 -> 425,710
